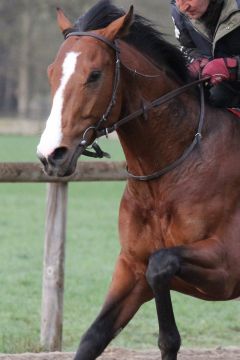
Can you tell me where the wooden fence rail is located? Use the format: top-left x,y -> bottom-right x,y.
0,161 -> 126,182
0,161 -> 127,352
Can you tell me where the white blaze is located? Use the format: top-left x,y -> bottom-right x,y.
37,51 -> 81,157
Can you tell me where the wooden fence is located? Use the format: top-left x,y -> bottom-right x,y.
0,161 -> 126,351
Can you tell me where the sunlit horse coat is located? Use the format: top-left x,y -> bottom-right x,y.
171,0 -> 240,106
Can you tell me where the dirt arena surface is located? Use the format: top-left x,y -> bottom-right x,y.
1,347 -> 240,360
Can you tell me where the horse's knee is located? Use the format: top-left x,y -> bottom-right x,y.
146,248 -> 182,289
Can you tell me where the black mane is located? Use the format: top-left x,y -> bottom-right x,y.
73,0 -> 189,83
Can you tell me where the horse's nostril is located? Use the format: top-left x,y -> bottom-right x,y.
48,146 -> 68,165
53,147 -> 68,160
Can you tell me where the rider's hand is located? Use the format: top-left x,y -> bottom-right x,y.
202,58 -> 238,85
188,57 -> 209,78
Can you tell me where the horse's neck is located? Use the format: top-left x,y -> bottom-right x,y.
117,51 -> 200,177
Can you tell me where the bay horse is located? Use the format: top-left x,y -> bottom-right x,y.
37,1 -> 240,359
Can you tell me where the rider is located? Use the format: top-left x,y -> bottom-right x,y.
171,0 -> 240,108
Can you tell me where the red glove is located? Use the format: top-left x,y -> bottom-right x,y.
188,57 -> 209,78
201,58 -> 238,85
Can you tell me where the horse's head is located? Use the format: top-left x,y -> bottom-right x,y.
37,7 -> 133,177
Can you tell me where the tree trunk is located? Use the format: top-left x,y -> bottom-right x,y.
3,65 -> 15,113
17,2 -> 31,118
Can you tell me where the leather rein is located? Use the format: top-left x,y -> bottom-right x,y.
65,31 -> 209,181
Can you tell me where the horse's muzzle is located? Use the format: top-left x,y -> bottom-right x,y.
37,146 -> 81,177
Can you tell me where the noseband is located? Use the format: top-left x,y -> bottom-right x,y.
65,31 -> 209,181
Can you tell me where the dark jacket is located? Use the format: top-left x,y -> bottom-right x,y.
171,0 -> 240,107
171,0 -> 240,59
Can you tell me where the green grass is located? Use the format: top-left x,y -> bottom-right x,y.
0,134 -> 240,353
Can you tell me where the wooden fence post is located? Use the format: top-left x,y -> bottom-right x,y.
40,182 -> 68,351
0,161 -> 126,350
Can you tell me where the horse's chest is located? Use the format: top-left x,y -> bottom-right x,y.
163,213 -> 207,246
162,200 -> 224,246
120,203 -> 208,257
119,190 -> 223,262
144,209 -> 206,247
119,206 -> 165,261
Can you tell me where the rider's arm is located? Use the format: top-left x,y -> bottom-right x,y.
170,2 -> 205,62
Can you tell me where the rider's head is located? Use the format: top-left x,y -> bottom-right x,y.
175,0 -> 210,19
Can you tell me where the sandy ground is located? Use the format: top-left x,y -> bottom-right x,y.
1,347 -> 240,360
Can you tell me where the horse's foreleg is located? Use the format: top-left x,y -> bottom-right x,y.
146,248 -> 182,360
146,238 -> 228,360
74,254 -> 151,360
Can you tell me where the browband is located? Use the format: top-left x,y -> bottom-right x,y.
65,31 -> 119,52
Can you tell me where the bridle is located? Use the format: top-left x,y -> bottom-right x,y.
66,31 -> 121,159
65,30 -> 209,181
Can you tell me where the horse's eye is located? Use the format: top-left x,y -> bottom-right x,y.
87,70 -> 102,84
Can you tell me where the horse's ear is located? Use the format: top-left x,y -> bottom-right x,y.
56,7 -> 73,33
103,5 -> 134,40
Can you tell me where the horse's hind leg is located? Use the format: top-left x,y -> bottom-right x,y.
146,239 -> 228,360
146,248 -> 182,360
